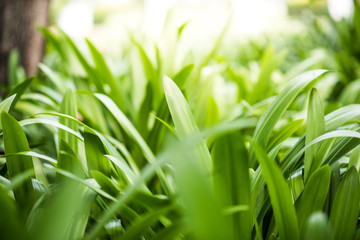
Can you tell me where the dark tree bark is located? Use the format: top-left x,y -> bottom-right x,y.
0,0 -> 50,91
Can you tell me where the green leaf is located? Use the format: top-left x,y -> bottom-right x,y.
120,205 -> 175,240
105,155 -> 138,184
172,64 -> 194,88
136,83 -> 153,138
0,151 -> 57,165
95,93 -> 172,194
282,129 -> 360,178
324,104 -> 360,131
253,143 -> 300,240
30,179 -> 95,240
1,111 -> 35,209
47,166 -> 116,202
295,165 -> 331,233
63,34 -> 102,89
84,131 -> 111,176
29,112 -> 121,159
39,27 -> 70,64
329,167 -> 360,240
86,39 -> 127,112
249,46 -> 286,104
204,96 -> 220,127
0,185 -> 29,239
304,88 -> 325,182
85,118 -> 254,240
57,140 -> 85,181
38,63 -> 66,92
91,170 -> 120,196
303,212 -> 333,240
132,38 -> 161,105
147,98 -> 172,153
7,77 -> 34,111
163,75 -> 212,171
177,21 -> 189,39
348,145 -> 360,172
250,69 -> 327,167
153,220 -> 186,240
212,132 -> 251,240
171,140 -> 231,240
282,104 -> 360,177
19,118 -> 83,141
8,49 -> 26,86
267,119 -> 303,151
290,172 -> 304,201
21,93 -> 58,108
85,150 -> 169,240
95,93 -> 153,162
59,89 -> 79,155
0,94 -> 16,127
327,162 -> 340,214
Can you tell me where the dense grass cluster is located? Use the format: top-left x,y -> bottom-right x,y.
1,3 -> 360,240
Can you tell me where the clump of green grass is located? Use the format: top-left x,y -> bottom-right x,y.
1,16 -> 360,240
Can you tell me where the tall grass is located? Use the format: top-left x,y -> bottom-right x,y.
1,9 -> 360,239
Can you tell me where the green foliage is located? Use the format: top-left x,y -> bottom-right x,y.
1,6 -> 360,239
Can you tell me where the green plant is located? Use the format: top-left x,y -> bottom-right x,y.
1,19 -> 360,240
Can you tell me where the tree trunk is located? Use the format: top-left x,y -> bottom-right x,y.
0,0 -> 49,92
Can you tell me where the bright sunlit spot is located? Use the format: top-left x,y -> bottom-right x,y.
58,1 -> 94,39
328,0 -> 353,20
232,0 -> 288,35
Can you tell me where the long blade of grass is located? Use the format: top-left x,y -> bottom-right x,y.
295,165 -> 331,233
132,38 -> 162,106
86,39 -> 127,112
0,151 -> 57,165
171,139 -> 231,240
253,143 -> 300,240
19,118 -> 83,140
329,167 -> 360,240
59,89 -> 79,155
212,132 -> 251,240
163,75 -> 212,171
1,111 -> 35,209
304,88 -> 325,182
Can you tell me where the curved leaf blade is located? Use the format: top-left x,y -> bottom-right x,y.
250,69 -> 327,167
329,167 -> 360,240
253,143 -> 300,240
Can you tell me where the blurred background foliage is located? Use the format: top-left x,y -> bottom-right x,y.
37,0 -> 360,124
